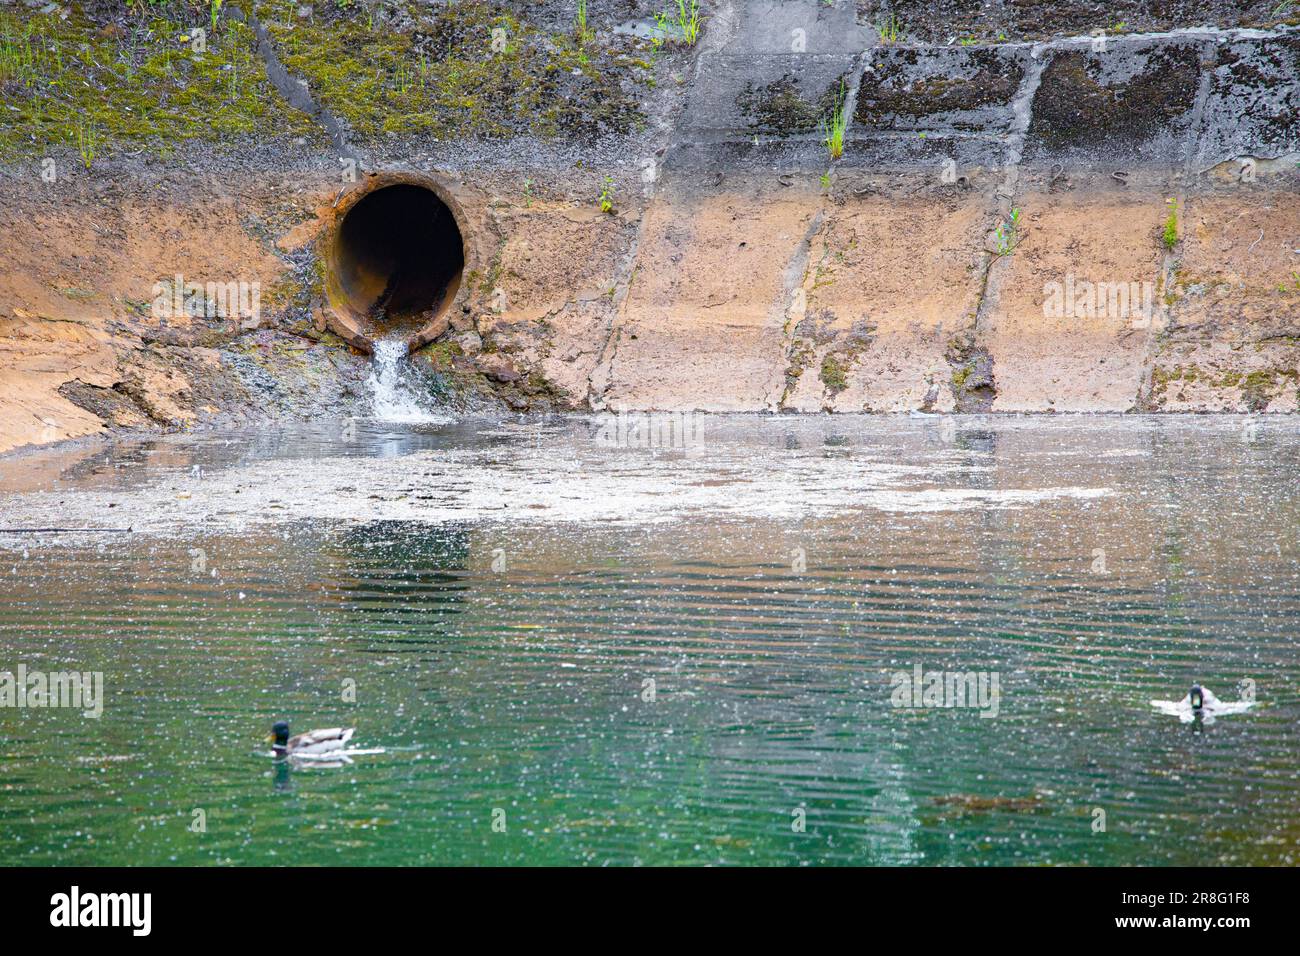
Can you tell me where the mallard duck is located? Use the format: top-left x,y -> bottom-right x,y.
270,721 -> 355,758
1150,684 -> 1255,724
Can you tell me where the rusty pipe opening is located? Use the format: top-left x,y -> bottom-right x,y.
325,180 -> 465,352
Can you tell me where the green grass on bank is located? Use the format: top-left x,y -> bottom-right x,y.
0,4 -> 316,162
0,0 -> 652,164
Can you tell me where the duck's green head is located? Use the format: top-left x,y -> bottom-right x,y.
1189,685 -> 1204,710
271,721 -> 290,751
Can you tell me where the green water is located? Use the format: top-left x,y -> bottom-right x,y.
1,415 -> 1298,865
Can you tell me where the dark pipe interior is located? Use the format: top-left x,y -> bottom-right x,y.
334,184 -> 464,330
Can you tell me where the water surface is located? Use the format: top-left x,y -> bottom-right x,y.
1,415 -> 1297,865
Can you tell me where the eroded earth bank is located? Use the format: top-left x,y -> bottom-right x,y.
1,0 -> 1297,453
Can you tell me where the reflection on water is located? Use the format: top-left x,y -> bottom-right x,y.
0,415 -> 1298,865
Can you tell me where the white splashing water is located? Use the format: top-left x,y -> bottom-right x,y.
366,338 -> 449,424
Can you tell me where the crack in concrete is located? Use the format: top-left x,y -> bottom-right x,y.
230,4 -> 355,160
767,207 -> 827,411
958,49 -> 1047,411
585,216 -> 646,410
1136,36 -> 1220,411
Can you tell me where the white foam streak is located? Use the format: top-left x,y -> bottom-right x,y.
0,443 -> 1115,542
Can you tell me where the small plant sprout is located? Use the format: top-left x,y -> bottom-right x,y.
576,0 -> 594,44
210,0 -> 223,33
523,178 -> 534,207
959,35 -> 978,47
657,0 -> 702,47
994,207 -> 1021,256
649,16 -> 666,51
820,170 -> 832,190
392,59 -> 411,94
678,0 -> 703,45
820,80 -> 849,162
1162,199 -> 1179,250
76,118 -> 98,170
599,176 -> 615,214
877,14 -> 904,44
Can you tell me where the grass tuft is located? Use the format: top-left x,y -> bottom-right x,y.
820,80 -> 849,161
576,0 -> 594,44
876,13 -> 904,44
1162,200 -> 1179,250
76,118 -> 98,169
655,0 -> 701,48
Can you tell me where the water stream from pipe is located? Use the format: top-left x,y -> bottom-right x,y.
365,338 -> 448,424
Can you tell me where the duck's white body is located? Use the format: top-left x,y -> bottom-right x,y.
1150,687 -> 1254,724
283,727 -> 355,756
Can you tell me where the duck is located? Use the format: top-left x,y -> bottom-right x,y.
1150,684 -> 1255,724
270,721 -> 355,758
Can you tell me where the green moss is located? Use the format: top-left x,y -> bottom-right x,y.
257,0 -> 645,144
0,8 -> 316,161
474,242 -> 506,295
820,354 -> 850,394
1028,48 -> 1200,153
0,2 -> 650,159
1157,365 -> 1193,385
1240,369 -> 1282,411
1148,364 -> 1296,406
738,74 -> 849,136
857,60 -> 1025,125
1149,363 -> 1193,400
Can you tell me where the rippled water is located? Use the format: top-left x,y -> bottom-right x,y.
1,414 -> 1298,866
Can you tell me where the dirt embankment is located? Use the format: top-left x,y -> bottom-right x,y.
0,1 -> 1297,453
